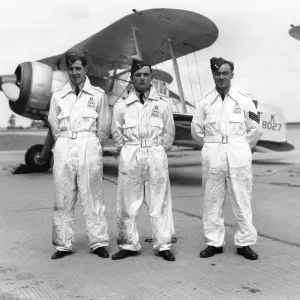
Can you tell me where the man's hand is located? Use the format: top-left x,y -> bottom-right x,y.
117,147 -> 122,153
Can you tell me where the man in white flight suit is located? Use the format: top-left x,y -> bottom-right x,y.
48,50 -> 111,259
191,57 -> 262,260
111,60 -> 176,261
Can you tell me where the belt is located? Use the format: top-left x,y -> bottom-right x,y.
204,135 -> 246,144
59,131 -> 96,139
125,139 -> 162,148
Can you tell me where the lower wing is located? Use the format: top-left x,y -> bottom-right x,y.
172,111 -> 294,152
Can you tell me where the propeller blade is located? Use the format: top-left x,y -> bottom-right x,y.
0,75 -> 19,102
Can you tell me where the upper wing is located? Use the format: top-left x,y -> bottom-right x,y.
38,8 -> 218,76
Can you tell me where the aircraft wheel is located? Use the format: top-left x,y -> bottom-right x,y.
25,144 -> 52,172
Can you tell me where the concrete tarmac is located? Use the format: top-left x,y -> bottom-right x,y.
0,127 -> 299,299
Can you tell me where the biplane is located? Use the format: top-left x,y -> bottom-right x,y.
0,8 -> 294,173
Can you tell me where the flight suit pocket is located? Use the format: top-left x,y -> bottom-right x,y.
122,119 -> 136,129
81,108 -> 98,132
229,115 -> 245,123
82,108 -> 98,119
229,114 -> 246,135
150,117 -> 163,127
57,110 -> 70,120
204,115 -> 217,136
204,115 -> 217,125
57,110 -> 70,132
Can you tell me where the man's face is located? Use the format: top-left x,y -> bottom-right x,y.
131,66 -> 153,93
212,63 -> 234,91
66,59 -> 87,86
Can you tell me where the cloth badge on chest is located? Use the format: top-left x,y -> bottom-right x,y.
233,102 -> 241,114
151,105 -> 160,117
88,96 -> 95,108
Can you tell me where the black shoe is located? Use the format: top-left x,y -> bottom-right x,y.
93,247 -> 109,258
111,249 -> 138,260
51,250 -> 72,260
158,250 -> 175,262
200,246 -> 223,258
237,246 -> 258,260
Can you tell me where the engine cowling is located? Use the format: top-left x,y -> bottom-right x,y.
9,62 -> 67,121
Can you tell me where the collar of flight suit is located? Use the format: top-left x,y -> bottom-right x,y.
125,85 -> 159,105
210,87 -> 239,105
135,89 -> 150,101
60,76 -> 94,98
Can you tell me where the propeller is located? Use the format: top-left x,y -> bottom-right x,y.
0,74 -> 20,102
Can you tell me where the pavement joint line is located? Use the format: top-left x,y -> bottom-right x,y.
173,194 -> 202,199
103,177 -> 118,185
173,208 -> 300,248
0,207 -> 53,213
256,181 -> 300,188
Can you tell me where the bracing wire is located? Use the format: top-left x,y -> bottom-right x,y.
185,48 -> 196,108
193,48 -> 203,98
153,42 -> 168,84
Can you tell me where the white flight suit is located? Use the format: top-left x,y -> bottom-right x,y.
48,76 -> 111,252
111,87 -> 175,251
191,88 -> 262,247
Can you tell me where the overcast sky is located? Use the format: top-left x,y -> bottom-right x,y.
1,0 -> 300,127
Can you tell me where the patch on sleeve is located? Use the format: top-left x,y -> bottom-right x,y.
249,111 -> 260,123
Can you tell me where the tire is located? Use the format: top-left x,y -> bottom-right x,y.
24,144 -> 52,172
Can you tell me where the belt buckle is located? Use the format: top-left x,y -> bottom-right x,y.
71,131 -> 77,139
222,135 -> 228,144
141,139 -> 147,148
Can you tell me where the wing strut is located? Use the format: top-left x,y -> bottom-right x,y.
131,27 -> 143,61
107,62 -> 118,93
168,39 -> 187,113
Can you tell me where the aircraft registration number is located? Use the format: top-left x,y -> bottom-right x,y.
262,121 -> 282,131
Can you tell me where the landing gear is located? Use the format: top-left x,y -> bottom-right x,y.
10,128 -> 55,174
25,144 -> 53,172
